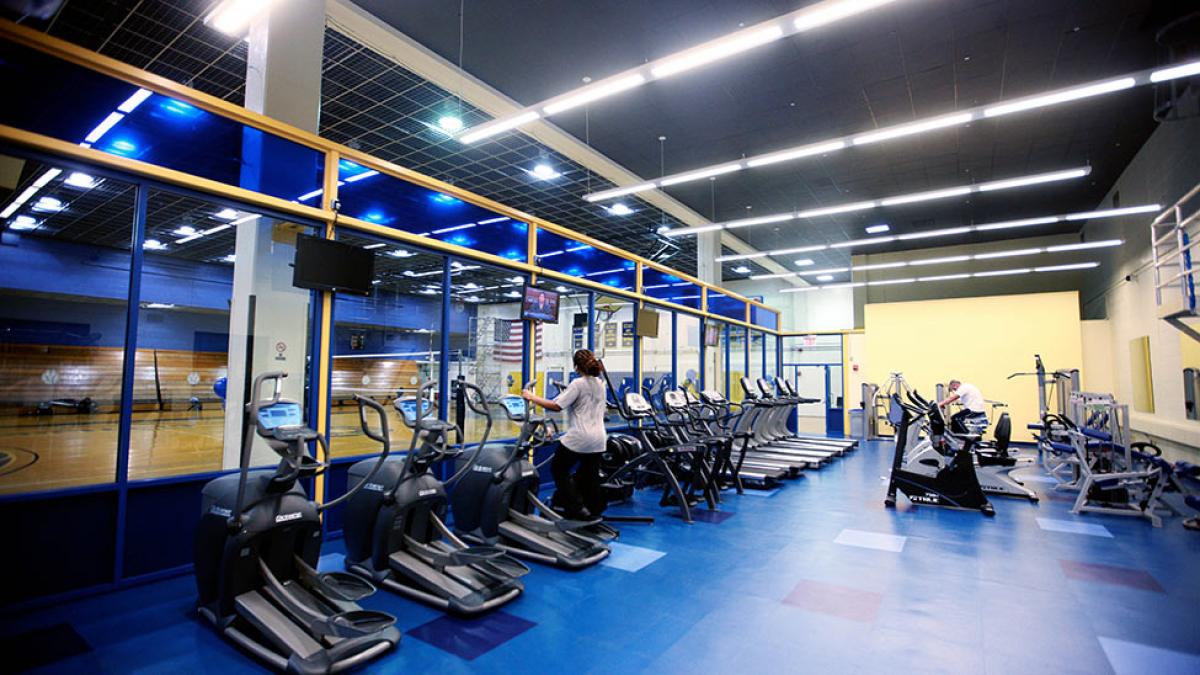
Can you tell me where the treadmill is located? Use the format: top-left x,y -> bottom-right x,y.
767,378 -> 857,452
671,388 -> 791,488
696,388 -> 823,471
736,377 -> 841,464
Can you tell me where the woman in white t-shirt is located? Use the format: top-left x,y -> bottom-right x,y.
522,349 -> 608,519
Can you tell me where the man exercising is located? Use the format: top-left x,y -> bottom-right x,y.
938,380 -> 988,433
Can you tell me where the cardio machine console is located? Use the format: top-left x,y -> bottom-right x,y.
499,395 -> 527,421
623,392 -> 653,416
257,402 -> 304,430
394,397 -> 435,428
700,389 -> 726,404
662,390 -> 687,410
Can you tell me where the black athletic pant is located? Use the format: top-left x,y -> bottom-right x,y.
550,443 -> 602,517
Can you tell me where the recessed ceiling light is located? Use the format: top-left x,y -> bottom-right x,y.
816,274 -> 834,282
865,224 -> 890,234
438,115 -> 464,132
143,239 -> 167,250
556,286 -> 569,292
174,225 -> 197,236
31,196 -> 63,212
794,258 -> 815,267
732,265 -> 751,274
530,163 -> 561,180
221,254 -> 236,263
607,203 -> 634,216
214,208 -> 238,220
10,215 -> 40,231
64,172 -> 98,189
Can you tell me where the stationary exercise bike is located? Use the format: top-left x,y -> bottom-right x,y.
905,408 -> 1038,502
194,372 -> 400,674
884,390 -> 995,516
448,379 -> 616,569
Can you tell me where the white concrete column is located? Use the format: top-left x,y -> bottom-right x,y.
223,0 -> 327,468
697,230 -> 721,286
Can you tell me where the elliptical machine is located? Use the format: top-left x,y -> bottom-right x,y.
449,380 -> 616,569
884,389 -> 995,516
194,372 -> 400,674
341,381 -> 529,615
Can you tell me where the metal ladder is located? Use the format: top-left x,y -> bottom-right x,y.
1151,183 -> 1200,343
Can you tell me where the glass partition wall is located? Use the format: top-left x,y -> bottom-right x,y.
781,334 -> 845,435
640,303 -> 674,406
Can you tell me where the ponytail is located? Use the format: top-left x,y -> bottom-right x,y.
573,349 -> 603,377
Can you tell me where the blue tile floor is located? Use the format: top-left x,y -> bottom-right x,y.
3,440 -> 1199,674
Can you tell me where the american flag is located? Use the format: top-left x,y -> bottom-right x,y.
495,319 -> 542,362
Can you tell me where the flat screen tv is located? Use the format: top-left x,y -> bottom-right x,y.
704,323 -> 721,347
636,307 -> 659,338
292,235 -> 375,296
521,285 -> 560,323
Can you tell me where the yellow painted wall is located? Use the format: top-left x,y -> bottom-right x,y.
1081,320 -> 1115,393
863,291 -> 1083,442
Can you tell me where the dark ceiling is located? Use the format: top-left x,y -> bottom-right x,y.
352,0 -> 1197,278
5,0 -> 1196,289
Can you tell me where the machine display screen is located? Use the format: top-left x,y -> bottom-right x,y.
500,395 -> 526,419
396,398 -> 433,424
258,403 -> 303,429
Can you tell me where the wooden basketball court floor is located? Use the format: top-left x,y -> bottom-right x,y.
0,408 -> 523,495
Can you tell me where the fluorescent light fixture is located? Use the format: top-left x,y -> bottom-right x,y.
63,172 -> 97,189
202,224 -> 232,235
865,224 -> 890,234
802,267 -> 850,276
143,239 -> 167,250
544,74 -> 646,115
974,248 -> 1044,260
831,236 -> 894,249
230,214 -> 259,226
751,272 -> 800,280
1064,205 -> 1161,221
296,188 -> 323,202
855,262 -> 908,271
10,215 -> 39,230
32,196 -> 63,212
363,243 -> 387,250
438,116 -> 464,132
505,291 -> 522,298
747,140 -> 846,168
344,170 -> 379,183
798,201 -> 876,219
732,266 -> 752,274
1045,239 -> 1122,252
583,181 -> 658,202
1150,59 -> 1200,83
459,110 -> 541,144
205,0 -> 275,36
117,88 -> 153,113
794,258 -> 815,266
145,303 -> 175,309
974,268 -> 1030,277
867,278 -> 915,286
478,216 -> 511,225
853,112 -> 973,146
896,226 -> 971,240
530,163 -> 561,180
432,223 -> 477,235
909,255 -> 970,266
388,249 -> 415,258
652,25 -> 785,79
816,274 -> 835,282
221,254 -> 236,263
984,77 -> 1135,118
974,216 -> 1060,232
214,208 -> 238,220
881,186 -> 972,207
1034,262 -> 1099,272
795,0 -> 899,31
918,273 -> 970,282
978,168 -> 1090,192
84,112 -> 125,144
607,203 -> 634,216
660,163 -> 742,187
33,168 -> 62,188
725,213 -> 795,230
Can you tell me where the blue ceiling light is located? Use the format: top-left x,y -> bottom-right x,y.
604,278 -> 621,287
363,211 -> 386,223
565,266 -> 584,277
430,192 -> 462,206
500,249 -> 523,260
160,99 -> 201,117
107,138 -> 138,156
510,221 -> 528,232
447,234 -> 473,246
662,274 -> 681,282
